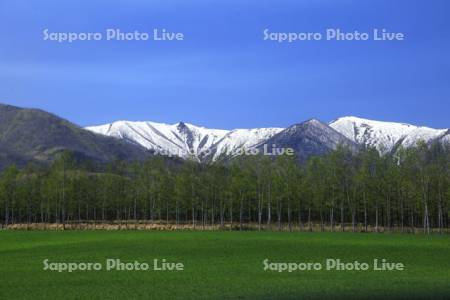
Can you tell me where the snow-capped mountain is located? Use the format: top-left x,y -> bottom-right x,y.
86,116 -> 449,161
330,116 -> 449,153
86,121 -> 283,162
259,119 -> 358,162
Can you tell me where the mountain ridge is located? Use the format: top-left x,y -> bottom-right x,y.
86,120 -> 284,162
0,103 -> 150,168
1,102 -> 448,167
86,116 -> 449,161
257,119 -> 359,162
329,116 -> 449,153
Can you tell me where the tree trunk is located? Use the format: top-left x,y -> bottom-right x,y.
175,200 -> 179,228
298,199 -> 303,231
192,204 -> 195,229
287,196 -> 292,232
201,200 -> 205,230
258,189 -> 262,231
422,180 -> 430,234
239,191 -> 243,231
229,200 -> 233,231
400,194 -> 405,233
438,187 -> 444,234
330,207 -> 334,232
386,194 -> 391,233
363,191 -> 368,232
219,200 -> 224,228
308,207 -> 312,232
375,202 -> 379,233
277,198 -> 282,231
267,184 -> 271,227
320,206 -> 324,232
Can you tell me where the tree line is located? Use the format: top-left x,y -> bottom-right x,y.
0,142 -> 449,233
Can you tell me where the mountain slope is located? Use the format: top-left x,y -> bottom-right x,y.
329,116 -> 449,153
86,120 -> 283,162
87,117 -> 449,162
3,103 -> 447,167
207,127 -> 285,162
259,119 -> 358,162
0,104 -> 149,167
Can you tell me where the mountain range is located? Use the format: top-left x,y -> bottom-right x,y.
86,121 -> 284,162
86,116 -> 450,162
0,103 -> 448,169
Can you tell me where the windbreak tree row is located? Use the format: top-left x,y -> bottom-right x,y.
0,142 -> 449,233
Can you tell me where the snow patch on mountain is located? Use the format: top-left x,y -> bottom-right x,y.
329,116 -> 448,153
210,128 -> 284,161
86,121 -> 282,161
86,117 -> 449,161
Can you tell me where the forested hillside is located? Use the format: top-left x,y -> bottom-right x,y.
0,104 -> 149,168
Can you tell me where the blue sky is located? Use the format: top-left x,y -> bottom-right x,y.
0,0 -> 449,129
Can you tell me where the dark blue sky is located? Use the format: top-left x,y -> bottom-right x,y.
0,0 -> 449,129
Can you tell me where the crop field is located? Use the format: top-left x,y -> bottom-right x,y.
0,231 -> 449,300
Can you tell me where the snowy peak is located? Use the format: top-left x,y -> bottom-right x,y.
86,116 -> 449,162
86,120 -> 282,161
300,118 -> 332,130
209,127 -> 284,161
259,118 -> 358,162
329,116 -> 448,153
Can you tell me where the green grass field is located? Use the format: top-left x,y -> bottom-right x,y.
0,231 -> 449,300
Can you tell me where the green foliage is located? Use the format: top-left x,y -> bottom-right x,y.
0,143 -> 449,233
